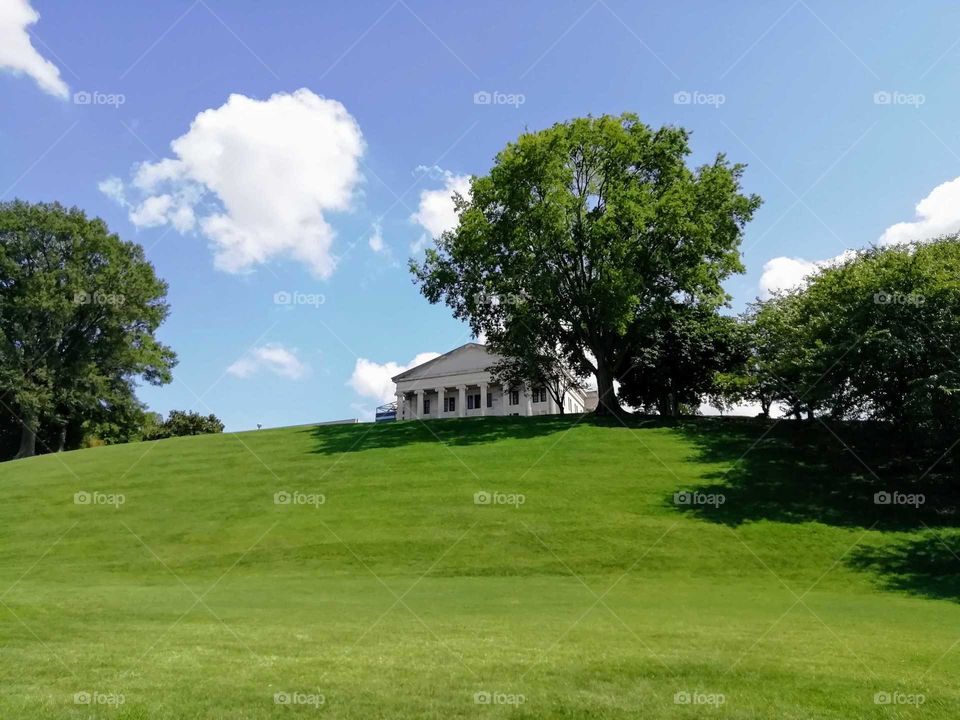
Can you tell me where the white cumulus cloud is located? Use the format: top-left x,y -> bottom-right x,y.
101,89 -> 364,278
0,0 -> 68,98
758,251 -> 859,298
879,176 -> 960,246
348,352 -> 441,403
410,170 -> 470,252
758,256 -> 820,298
227,343 -> 309,380
759,176 -> 960,297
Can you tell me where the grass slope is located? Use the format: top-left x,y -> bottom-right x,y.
0,415 -> 957,718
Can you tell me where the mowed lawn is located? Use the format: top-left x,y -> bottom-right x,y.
0,415 -> 957,718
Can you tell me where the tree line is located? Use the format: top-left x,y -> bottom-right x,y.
412,113 -> 958,449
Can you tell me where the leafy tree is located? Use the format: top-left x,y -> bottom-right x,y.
747,236 -> 960,438
411,114 -> 760,415
145,410 -> 224,439
618,302 -> 744,417
0,201 -> 176,458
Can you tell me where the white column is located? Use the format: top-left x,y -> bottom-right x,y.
416,389 -> 424,419
396,392 -> 404,420
457,384 -> 466,418
524,389 -> 532,416
547,392 -> 557,415
480,382 -> 488,416
436,386 -> 444,418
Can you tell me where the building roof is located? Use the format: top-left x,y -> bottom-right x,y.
391,342 -> 495,383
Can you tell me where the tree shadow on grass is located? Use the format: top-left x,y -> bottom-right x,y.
302,414 -> 612,456
666,417 -> 960,603
848,531 -> 960,603
666,417 -> 958,532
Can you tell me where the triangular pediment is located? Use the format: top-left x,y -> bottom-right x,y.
392,343 -> 501,382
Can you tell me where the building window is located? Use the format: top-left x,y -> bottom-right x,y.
487,393 -> 493,408
467,393 -> 481,410
533,388 -> 546,403
509,390 -> 520,406
444,396 -> 456,413
424,398 -> 431,415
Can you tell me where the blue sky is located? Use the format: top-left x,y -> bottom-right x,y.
3,0 -> 960,430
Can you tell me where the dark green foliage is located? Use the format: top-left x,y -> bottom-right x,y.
144,410 -> 225,439
0,200 -> 176,458
744,236 -> 960,445
618,302 -> 746,417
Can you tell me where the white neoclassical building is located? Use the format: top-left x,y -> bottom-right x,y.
391,343 -> 589,421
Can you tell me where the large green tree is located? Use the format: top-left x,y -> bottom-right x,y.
411,114 -> 760,414
747,237 -> 960,436
0,201 -> 176,458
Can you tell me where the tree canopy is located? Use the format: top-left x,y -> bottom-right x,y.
738,236 -> 960,438
0,200 -> 176,458
411,113 -> 760,414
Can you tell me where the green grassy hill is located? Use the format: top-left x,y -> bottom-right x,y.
1,416 -> 956,718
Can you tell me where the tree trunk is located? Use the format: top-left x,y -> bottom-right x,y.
760,398 -> 771,418
15,413 -> 37,459
593,362 -> 620,416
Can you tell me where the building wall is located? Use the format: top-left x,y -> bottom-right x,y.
395,370 -> 585,421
